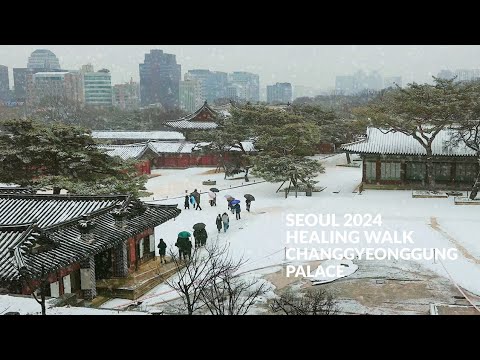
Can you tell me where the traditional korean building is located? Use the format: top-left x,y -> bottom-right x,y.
0,193 -> 180,299
92,130 -> 185,145
341,128 -> 478,189
165,101 -> 221,140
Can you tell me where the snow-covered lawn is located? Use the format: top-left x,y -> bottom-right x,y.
0,295 -> 147,315
100,153 -> 480,313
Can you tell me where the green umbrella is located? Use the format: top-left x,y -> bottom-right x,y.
178,231 -> 191,238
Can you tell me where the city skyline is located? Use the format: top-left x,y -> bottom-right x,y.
2,45 -> 480,90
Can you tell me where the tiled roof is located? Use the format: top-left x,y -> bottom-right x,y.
92,131 -> 185,141
341,127 -> 477,157
0,195 -> 181,282
165,102 -> 219,130
165,120 -> 218,130
97,144 -> 148,160
0,187 -> 36,195
148,142 -> 183,154
0,194 -> 119,228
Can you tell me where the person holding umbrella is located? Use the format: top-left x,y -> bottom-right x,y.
157,238 -> 167,264
244,194 -> 255,212
176,231 -> 191,261
231,199 -> 241,220
216,214 -> 223,233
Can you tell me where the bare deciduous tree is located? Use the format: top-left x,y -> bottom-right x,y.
270,288 -> 338,315
200,272 -> 270,315
166,242 -> 270,315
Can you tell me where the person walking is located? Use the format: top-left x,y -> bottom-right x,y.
175,236 -> 185,261
190,194 -> 196,209
192,189 -> 202,211
222,212 -> 230,232
193,229 -> 201,248
185,238 -> 193,260
235,203 -> 241,220
184,194 -> 190,210
245,199 -> 251,212
216,214 -> 223,233
157,238 -> 167,264
199,228 -> 208,246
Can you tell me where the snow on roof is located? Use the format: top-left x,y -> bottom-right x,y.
148,142 -> 183,153
92,131 -> 185,141
97,144 -> 147,160
165,120 -> 218,130
341,127 -> 477,157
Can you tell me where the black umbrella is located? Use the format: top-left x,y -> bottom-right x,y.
244,194 -> 255,201
210,188 -> 220,192
193,223 -> 206,230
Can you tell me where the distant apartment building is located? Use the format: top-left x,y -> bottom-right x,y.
179,79 -> 203,113
13,68 -> 33,102
383,76 -> 402,89
228,72 -> 260,102
335,75 -> 355,95
185,69 -> 228,103
139,49 -> 181,109
267,82 -> 292,104
437,69 -> 480,83
336,70 -> 386,94
27,71 -> 84,106
112,79 -> 140,110
83,69 -> 112,107
0,65 -> 9,101
27,49 -> 61,71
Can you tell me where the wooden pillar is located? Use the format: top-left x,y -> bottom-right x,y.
362,157 -> 367,183
375,158 -> 381,184
113,240 -> 129,277
450,162 -> 456,186
401,160 -> 407,185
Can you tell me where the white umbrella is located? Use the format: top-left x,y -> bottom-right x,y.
208,191 -> 216,199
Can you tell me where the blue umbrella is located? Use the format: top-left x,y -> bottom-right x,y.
231,199 -> 241,205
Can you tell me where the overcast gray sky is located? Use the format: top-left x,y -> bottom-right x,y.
1,45 -> 479,89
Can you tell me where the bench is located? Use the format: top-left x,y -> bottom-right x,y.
284,186 -> 324,198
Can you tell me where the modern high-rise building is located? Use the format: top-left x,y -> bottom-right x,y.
112,79 -> 140,110
0,65 -> 9,100
384,76 -> 402,89
228,72 -> 260,102
437,69 -> 480,83
13,68 -> 33,102
27,71 -> 84,106
27,49 -> 61,71
185,69 -> 228,103
139,49 -> 181,109
267,82 -> 292,104
335,75 -> 355,95
83,69 -> 112,107
179,79 -> 203,113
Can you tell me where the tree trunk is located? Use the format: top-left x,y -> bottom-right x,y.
53,186 -> 61,195
346,152 -> 351,164
425,151 -> 436,191
470,157 -> 480,200
40,283 -> 46,316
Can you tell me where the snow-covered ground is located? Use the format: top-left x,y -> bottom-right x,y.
0,295 -> 147,315
100,153 -> 480,313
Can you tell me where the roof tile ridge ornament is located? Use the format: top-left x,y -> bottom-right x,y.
77,214 -> 96,243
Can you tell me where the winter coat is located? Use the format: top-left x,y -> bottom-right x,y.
175,237 -> 187,250
216,217 -> 223,229
191,191 -> 201,204
235,204 -> 241,213
190,195 -> 196,205
184,196 -> 190,206
157,241 -> 167,256
222,214 -> 229,223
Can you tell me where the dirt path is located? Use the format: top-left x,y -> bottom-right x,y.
430,217 -> 480,265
